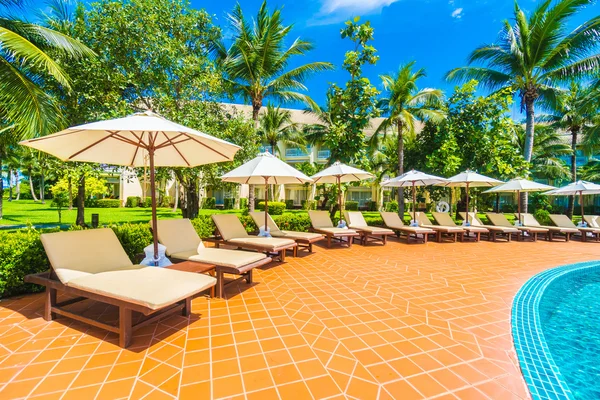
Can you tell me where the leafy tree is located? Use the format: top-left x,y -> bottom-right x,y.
374,61 -> 445,216
257,104 -> 305,157
446,0 -> 600,210
315,18 -> 380,165
514,125 -> 572,181
212,0 -> 333,210
580,160 -> 600,182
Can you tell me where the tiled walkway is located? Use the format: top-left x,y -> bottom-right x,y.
0,239 -> 598,399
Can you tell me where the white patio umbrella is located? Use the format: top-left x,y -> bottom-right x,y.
382,169 -> 448,222
442,170 -> 503,224
310,161 -> 373,223
544,180 -> 600,219
483,179 -> 556,224
20,110 -> 241,263
221,152 -> 313,231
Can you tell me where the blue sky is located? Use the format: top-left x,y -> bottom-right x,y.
27,0 -> 600,117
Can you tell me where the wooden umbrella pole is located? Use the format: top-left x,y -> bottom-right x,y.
580,191 -> 584,220
148,148 -> 159,266
264,177 -> 269,231
465,182 -> 470,224
338,176 -> 342,223
412,181 -> 417,223
517,190 -> 521,225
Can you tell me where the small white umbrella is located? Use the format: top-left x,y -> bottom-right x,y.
483,179 -> 556,223
21,111 -> 240,263
311,161 -> 373,223
544,180 -> 600,219
442,170 -> 503,224
221,152 -> 313,230
382,169 -> 448,222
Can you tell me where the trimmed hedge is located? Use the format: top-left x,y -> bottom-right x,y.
534,209 -> 551,226
85,198 -> 120,208
384,201 -> 399,212
302,200 -> 317,210
239,198 -> 248,210
202,197 -> 216,209
126,196 -> 140,208
160,196 -> 172,208
224,198 -> 235,210
274,214 -> 312,232
257,201 -> 285,215
285,200 -> 294,209
345,201 -> 359,211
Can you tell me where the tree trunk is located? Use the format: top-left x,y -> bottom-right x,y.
39,164 -> 45,204
68,176 -> 73,210
172,179 -> 179,213
76,175 -> 85,226
522,98 -> 535,214
397,120 -> 405,217
14,170 -> 20,201
28,168 -> 39,201
248,102 -> 262,213
8,168 -> 12,202
567,127 -> 579,219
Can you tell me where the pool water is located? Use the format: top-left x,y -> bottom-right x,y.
540,269 -> 600,399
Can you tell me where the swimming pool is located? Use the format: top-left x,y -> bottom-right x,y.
512,261 -> 600,400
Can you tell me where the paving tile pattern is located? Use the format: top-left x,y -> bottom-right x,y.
0,239 -> 598,399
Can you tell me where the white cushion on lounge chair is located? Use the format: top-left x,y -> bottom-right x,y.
67,267 -> 216,310
345,211 -> 394,235
228,237 -> 295,250
520,213 -> 579,233
212,214 -> 250,240
584,215 -> 599,228
249,212 -> 280,232
250,212 -> 324,241
309,211 -> 335,228
41,229 -> 134,282
415,213 -> 464,232
155,219 -> 202,256
188,248 -> 266,269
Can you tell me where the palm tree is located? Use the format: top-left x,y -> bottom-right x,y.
257,104 -> 306,157
446,0 -> 600,213
375,62 -> 445,216
514,125 -> 572,182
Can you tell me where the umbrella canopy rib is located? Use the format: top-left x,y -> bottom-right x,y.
159,131 -> 190,167
68,131 -> 120,160
181,132 -> 230,160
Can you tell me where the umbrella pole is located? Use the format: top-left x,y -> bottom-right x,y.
517,190 -> 521,224
465,183 -> 470,224
149,149 -> 159,266
264,177 -> 269,231
338,177 -> 342,223
580,191 -> 584,220
412,182 -> 416,223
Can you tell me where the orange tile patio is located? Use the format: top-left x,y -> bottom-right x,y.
0,239 -> 597,399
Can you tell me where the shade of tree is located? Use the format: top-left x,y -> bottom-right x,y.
446,0 -> 600,211
374,61 -> 445,216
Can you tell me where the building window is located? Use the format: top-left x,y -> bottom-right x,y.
348,190 -> 371,207
285,146 -> 311,157
317,149 -> 331,159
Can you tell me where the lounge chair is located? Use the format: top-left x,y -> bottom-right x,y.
517,213 -> 579,242
380,212 -> 436,243
485,213 -> 548,242
24,229 -> 216,348
308,211 -> 360,248
211,214 -> 297,261
344,211 -> 395,245
461,212 -> 520,242
548,214 -> 600,242
583,215 -> 600,229
249,212 -> 325,252
155,219 -> 273,297
414,212 -> 465,242
431,212 -> 488,242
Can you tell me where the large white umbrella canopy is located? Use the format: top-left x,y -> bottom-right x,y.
221,152 -> 312,229
382,169 -> 448,221
311,161 -> 373,222
544,180 -> 600,218
483,179 -> 556,223
442,170 -> 503,224
20,110 -> 241,263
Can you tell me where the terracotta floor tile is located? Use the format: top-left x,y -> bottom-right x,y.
383,379 -> 423,400
212,374 -> 244,399
179,381 -> 210,399
346,376 -> 380,399
296,359 -> 328,379
211,358 -> 240,379
246,387 -> 279,400
367,362 -> 401,383
242,369 -> 275,392
30,372 -> 78,396
276,381 -> 312,400
305,375 -> 342,398
270,364 -> 302,385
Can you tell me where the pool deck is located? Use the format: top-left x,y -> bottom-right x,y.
0,239 -> 598,399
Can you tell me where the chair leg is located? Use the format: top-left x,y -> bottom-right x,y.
327,236 -> 331,248
183,297 -> 192,317
217,269 -> 224,298
280,250 -> 286,262
44,288 -> 57,321
348,236 -> 353,247
246,269 -> 253,284
293,246 -> 298,257
383,235 -> 387,245
119,307 -> 132,348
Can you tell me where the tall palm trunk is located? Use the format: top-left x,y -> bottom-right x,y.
14,170 -> 20,200
28,167 -> 39,201
76,175 -> 85,226
566,127 -> 579,218
248,101 -> 262,212
397,120 -> 405,218
39,164 -> 45,204
521,98 -> 536,214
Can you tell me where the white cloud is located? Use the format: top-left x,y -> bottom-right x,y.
451,7 -> 463,18
310,0 -> 400,25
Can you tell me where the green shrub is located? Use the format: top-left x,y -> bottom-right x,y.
345,201 -> 359,211
141,198 -> 153,208
363,215 -> 384,226
0,228 -> 55,297
257,201 -> 285,215
191,215 -> 216,238
384,201 -> 399,213
110,223 -> 153,261
302,200 -> 317,210
92,199 -> 120,208
202,197 -> 216,209
239,198 -> 248,210
223,198 -> 235,210
285,200 -> 294,209
534,209 -> 551,226
160,196 -> 172,208
239,215 -> 256,232
500,203 -> 516,213
273,214 -> 311,232
367,201 -> 378,211
126,196 -> 140,208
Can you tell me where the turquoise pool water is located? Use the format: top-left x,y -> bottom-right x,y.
540,268 -> 600,400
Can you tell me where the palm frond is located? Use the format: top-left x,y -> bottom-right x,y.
445,67 -> 512,91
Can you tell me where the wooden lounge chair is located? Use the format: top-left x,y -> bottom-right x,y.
211,214 -> 297,261
548,214 -> 600,242
461,212 -> 520,242
517,213 -> 579,242
308,211 -> 360,248
380,212 -> 436,243
485,213 -> 547,242
583,215 -> 600,229
24,229 -> 216,348
344,211 -> 395,245
415,212 -> 465,242
431,212 -> 488,242
249,212 -> 325,252
155,219 -> 273,297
